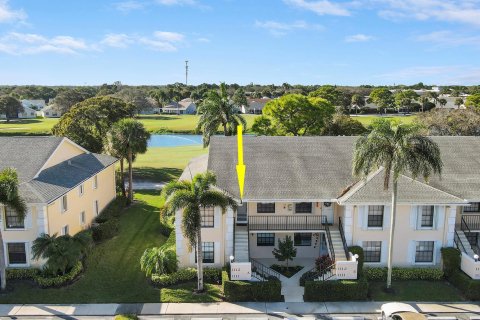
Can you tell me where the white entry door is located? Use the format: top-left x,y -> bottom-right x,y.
323,202 -> 334,224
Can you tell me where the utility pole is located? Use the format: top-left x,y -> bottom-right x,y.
185,60 -> 189,85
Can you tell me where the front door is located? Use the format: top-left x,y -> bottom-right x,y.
323,202 -> 334,224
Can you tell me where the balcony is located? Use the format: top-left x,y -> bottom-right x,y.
248,215 -> 326,231
462,214 -> 480,231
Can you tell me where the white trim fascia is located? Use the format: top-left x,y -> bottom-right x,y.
241,198 -> 337,203
337,167 -> 384,205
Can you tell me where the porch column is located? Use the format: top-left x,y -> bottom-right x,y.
344,205 -> 354,246
225,207 -> 234,262
36,205 -> 48,236
446,206 -> 457,247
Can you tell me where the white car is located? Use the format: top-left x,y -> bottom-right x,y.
381,303 -> 427,320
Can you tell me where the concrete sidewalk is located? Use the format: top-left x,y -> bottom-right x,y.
0,302 -> 479,317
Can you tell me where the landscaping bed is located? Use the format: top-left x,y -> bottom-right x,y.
270,264 -> 303,278
368,280 -> 465,301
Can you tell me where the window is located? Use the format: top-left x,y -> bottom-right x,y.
257,203 -> 275,213
79,184 -> 84,196
367,205 -> 384,228
4,207 -> 24,229
7,243 -> 26,265
295,202 -> 312,213
200,207 -> 214,228
294,233 -> 312,246
419,206 -> 435,228
94,200 -> 99,216
93,175 -> 98,189
80,211 -> 86,225
62,225 -> 69,235
415,241 -> 434,263
464,202 -> 480,213
202,242 -> 214,263
61,195 -> 68,212
363,241 -> 382,262
257,233 -> 275,246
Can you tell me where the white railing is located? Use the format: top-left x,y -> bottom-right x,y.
460,252 -> 480,280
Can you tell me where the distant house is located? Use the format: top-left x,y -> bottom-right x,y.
21,99 -> 46,110
241,98 -> 271,114
163,98 -> 197,115
38,105 -> 62,118
0,105 -> 37,120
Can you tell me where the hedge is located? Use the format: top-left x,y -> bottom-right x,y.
364,267 -> 444,281
151,267 -> 222,287
440,247 -> 461,277
304,277 -> 369,301
222,271 -> 282,302
92,219 -> 119,242
34,261 -> 83,288
441,247 -> 480,300
6,268 -> 40,280
349,246 -> 364,275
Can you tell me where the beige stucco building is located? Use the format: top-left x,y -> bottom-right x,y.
176,136 -> 480,279
0,136 -> 117,268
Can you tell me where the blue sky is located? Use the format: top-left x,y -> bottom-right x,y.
0,0 -> 479,86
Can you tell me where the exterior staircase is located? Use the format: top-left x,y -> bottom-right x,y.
329,227 -> 348,261
456,230 -> 476,257
234,226 -> 249,262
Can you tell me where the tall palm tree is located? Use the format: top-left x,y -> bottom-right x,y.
428,92 -> 440,107
419,96 -> 430,112
108,119 -> 150,204
0,168 -> 27,290
197,83 -> 246,147
161,171 -> 237,292
352,119 -> 442,289
351,94 -> 365,115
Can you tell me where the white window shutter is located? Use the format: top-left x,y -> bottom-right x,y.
434,206 -> 444,230
214,208 -> 220,229
358,206 -> 365,230
25,208 -> 32,229
214,242 -> 220,264
435,240 -> 442,264
407,241 -> 416,264
381,241 -> 387,264
0,206 -> 3,225
410,206 -> 418,230
383,205 -> 391,230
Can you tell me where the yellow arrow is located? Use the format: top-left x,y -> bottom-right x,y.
236,125 -> 246,199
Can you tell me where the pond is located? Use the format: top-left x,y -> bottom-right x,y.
148,134 -> 203,147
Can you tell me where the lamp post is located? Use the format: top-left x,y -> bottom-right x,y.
474,254 -> 479,262
229,255 -> 235,263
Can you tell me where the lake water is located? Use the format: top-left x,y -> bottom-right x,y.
148,134 -> 203,147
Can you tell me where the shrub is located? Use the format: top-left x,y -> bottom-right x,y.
299,270 -> 320,286
140,247 -> 177,277
222,271 -> 282,302
92,219 -> 119,242
449,270 -> 480,300
159,221 -> 173,237
6,268 -> 40,280
315,255 -> 334,272
35,261 -> 83,288
151,267 -> 222,287
304,277 -> 368,301
349,246 -> 364,275
441,247 -> 461,277
364,267 -> 444,281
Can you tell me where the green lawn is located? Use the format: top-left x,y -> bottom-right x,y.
132,145 -> 208,182
352,115 -> 416,126
0,118 -> 59,135
369,281 -> 465,302
0,191 -> 222,303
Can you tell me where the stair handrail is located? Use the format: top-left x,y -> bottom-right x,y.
461,216 -> 472,234
325,223 -> 336,263
250,258 -> 281,281
454,229 -> 467,254
338,217 -> 350,260
319,261 -> 336,281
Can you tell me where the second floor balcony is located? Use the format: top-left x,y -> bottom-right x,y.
248,215 -> 327,231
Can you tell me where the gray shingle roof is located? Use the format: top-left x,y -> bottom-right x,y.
0,136 -> 117,204
205,136 -> 480,203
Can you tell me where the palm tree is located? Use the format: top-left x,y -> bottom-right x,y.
140,247 -> 177,277
161,171 -> 237,292
352,119 -> 442,289
351,94 -> 365,115
108,119 -> 150,204
428,92 -> 440,107
419,96 -> 430,112
0,168 -> 27,290
196,83 -> 246,147
32,232 -> 93,276
454,97 -> 464,109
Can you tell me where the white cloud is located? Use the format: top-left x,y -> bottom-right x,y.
0,32 -> 94,55
155,0 -> 196,6
197,37 -> 210,43
0,0 -> 26,23
345,33 -> 374,42
101,33 -> 133,48
255,20 -> 323,36
375,0 -> 480,26
153,31 -> 184,42
138,37 -> 177,51
114,1 -> 144,12
283,0 -> 352,16
414,30 -> 480,47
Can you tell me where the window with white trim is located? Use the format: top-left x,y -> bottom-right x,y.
295,202 -> 312,214
7,243 -> 26,265
200,207 -> 214,228
257,233 -> 275,246
294,233 -> 312,246
257,203 -> 275,213
367,205 -> 384,228
415,241 -> 434,263
79,184 -> 84,196
195,242 -> 215,263
93,175 -> 98,189
62,225 -> 69,235
464,202 -> 480,213
61,195 -> 68,212
4,206 -> 24,229
363,241 -> 382,262
80,211 -> 86,225
418,206 -> 434,228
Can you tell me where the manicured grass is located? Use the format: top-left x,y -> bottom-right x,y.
159,282 -> 223,303
0,118 -> 59,135
0,191 -> 165,303
132,145 -> 208,182
369,281 -> 465,302
352,115 -> 416,126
